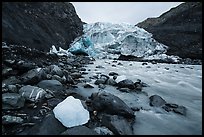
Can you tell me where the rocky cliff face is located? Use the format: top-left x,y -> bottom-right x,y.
136,2 -> 202,59
2,2 -> 83,51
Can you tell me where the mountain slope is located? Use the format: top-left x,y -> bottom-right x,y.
2,2 -> 83,51
136,2 -> 202,59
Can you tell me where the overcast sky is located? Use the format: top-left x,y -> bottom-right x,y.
71,2 -> 184,25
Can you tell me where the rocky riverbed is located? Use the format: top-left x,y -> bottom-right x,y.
2,42 -> 202,135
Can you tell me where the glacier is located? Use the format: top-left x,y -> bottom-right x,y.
50,22 -> 180,62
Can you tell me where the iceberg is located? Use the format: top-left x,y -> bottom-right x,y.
53,96 -> 90,128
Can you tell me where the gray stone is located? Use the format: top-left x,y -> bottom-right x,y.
7,85 -> 17,92
2,76 -> 21,86
21,68 -> 46,84
106,78 -> 117,86
2,93 -> 25,109
83,83 -> 94,88
94,126 -> 114,135
48,65 -> 63,77
70,72 -> 83,79
109,72 -> 119,76
173,106 -> 187,116
37,80 -> 63,92
88,92 -> 135,119
24,112 -> 67,135
117,79 -> 135,89
19,85 -> 46,102
61,126 -> 98,135
2,115 -> 24,124
101,114 -> 134,135
149,95 -> 166,107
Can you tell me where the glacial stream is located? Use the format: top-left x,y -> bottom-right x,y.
74,58 -> 202,135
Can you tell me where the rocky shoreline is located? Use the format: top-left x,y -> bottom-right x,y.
2,42 -> 190,135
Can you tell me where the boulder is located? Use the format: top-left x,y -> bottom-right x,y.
2,76 -> 21,86
117,79 -> 135,89
149,95 -> 166,107
2,115 -> 24,124
19,85 -> 46,102
20,68 -> 46,85
37,80 -> 63,92
48,65 -> 63,77
24,112 -> 67,135
88,92 -> 135,119
61,126 -> 98,135
2,93 -> 25,109
101,114 -> 134,135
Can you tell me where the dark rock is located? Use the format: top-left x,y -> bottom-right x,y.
109,72 -> 118,76
112,64 -> 116,67
2,76 -> 21,86
117,79 -> 135,89
2,2 -> 83,52
14,61 -> 36,74
118,54 -> 142,61
106,78 -> 117,86
7,85 -> 18,93
149,95 -> 166,107
118,88 -> 131,93
2,67 -> 13,77
37,80 -> 63,92
101,114 -> 134,135
88,92 -> 135,119
2,93 -> 25,109
61,125 -> 98,135
20,68 -> 46,85
84,83 -> 94,88
2,115 -> 24,124
47,98 -> 63,109
165,103 -> 179,108
146,66 -> 151,68
137,2 -> 202,60
142,62 -> 148,65
173,105 -> 187,115
96,65 -> 105,69
98,84 -> 106,89
70,72 -> 83,79
94,75 -> 109,85
48,65 -> 63,77
19,85 -> 46,102
64,74 -> 75,84
94,126 -> 114,135
23,112 -> 67,135
51,75 -> 66,84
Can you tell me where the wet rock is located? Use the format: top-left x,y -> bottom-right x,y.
51,75 -> 66,84
94,126 -> 114,135
4,59 -> 16,66
20,68 -> 46,85
61,125 -> 98,135
98,84 -> 106,89
165,103 -> 179,108
19,85 -> 46,102
106,78 -> 117,86
96,65 -> 105,69
37,80 -> 63,92
88,92 -> 135,118
149,95 -> 166,107
2,93 -> 25,109
101,114 -> 134,135
117,79 -> 135,89
112,64 -> 116,67
2,115 -> 24,124
118,88 -> 131,93
48,65 -> 63,77
94,78 -> 107,85
142,62 -> 148,65
146,66 -> 151,68
15,61 -> 36,73
84,83 -> 94,88
64,74 -> 75,84
173,106 -> 187,116
23,112 -> 67,135
7,85 -> 17,93
109,72 -> 119,76
2,67 -> 13,77
2,76 -> 21,86
70,72 -> 83,79
47,98 -> 63,109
